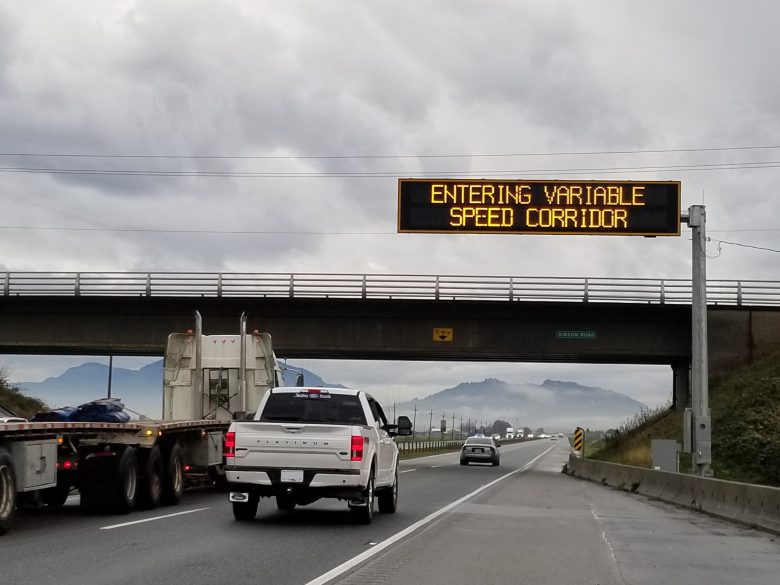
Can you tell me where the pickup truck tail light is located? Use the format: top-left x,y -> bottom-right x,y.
350,435 -> 364,461
225,431 -> 236,459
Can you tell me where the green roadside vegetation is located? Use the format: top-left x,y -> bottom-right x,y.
0,369 -> 48,419
587,350 -> 780,487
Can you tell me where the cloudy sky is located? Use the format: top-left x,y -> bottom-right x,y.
2,2 -> 779,414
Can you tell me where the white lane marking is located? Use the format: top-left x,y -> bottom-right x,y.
100,507 -> 210,530
589,505 -> 620,566
400,469 -> 416,474
430,465 -> 445,468
305,442 -> 558,585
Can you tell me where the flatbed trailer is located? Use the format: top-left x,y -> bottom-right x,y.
0,310 -> 287,536
0,418 -> 230,534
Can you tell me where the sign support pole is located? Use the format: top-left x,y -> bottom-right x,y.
684,205 -> 712,476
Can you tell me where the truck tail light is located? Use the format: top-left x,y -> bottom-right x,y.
350,435 -> 364,461
225,431 -> 236,459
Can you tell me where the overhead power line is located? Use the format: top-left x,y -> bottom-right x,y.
0,225 -> 394,236
708,238 -> 780,254
2,144 -> 780,160
2,227 -> 778,248
709,229 -> 780,233
3,160 -> 780,178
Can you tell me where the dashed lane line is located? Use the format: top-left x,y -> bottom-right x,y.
305,442 -> 558,585
100,507 -> 210,530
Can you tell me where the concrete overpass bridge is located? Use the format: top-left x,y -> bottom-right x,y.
1,272 -> 779,406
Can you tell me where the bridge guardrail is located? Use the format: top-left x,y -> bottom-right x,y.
1,272 -> 780,306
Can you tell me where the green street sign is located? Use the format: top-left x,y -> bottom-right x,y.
556,330 -> 597,340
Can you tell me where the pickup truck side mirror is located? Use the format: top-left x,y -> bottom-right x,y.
396,415 -> 413,436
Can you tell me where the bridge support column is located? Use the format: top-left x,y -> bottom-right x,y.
672,361 -> 690,411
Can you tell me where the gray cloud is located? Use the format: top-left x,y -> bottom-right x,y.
1,1 -> 778,397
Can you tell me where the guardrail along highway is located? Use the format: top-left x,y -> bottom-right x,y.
3,271 -> 780,304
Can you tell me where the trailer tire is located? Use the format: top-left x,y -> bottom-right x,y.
162,444 -> 184,505
209,464 -> 228,492
41,483 -> 71,509
139,446 -> 163,509
112,447 -> 138,515
78,452 -> 109,513
0,449 -> 17,535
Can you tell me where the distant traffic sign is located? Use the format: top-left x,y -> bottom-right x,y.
398,179 -> 681,236
433,327 -> 453,342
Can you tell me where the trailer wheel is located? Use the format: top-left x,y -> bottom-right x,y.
41,483 -> 71,509
112,447 -> 138,515
139,446 -> 163,509
162,444 -> 184,505
0,449 -> 17,535
78,451 -> 110,513
208,464 -> 228,492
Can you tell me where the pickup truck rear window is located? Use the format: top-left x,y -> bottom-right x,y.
259,393 -> 368,425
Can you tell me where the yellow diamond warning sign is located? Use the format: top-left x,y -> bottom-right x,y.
433,328 -> 453,342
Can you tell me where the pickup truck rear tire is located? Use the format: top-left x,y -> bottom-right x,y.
350,468 -> 375,525
377,466 -> 398,514
233,495 -> 259,521
0,449 -> 16,535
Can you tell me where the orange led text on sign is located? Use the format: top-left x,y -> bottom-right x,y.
428,182 -> 647,230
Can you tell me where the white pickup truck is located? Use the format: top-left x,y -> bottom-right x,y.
225,387 -> 412,524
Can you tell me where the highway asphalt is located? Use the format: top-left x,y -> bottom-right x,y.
1,440 -> 778,585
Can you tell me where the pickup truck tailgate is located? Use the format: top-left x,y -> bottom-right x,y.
231,422 -> 362,470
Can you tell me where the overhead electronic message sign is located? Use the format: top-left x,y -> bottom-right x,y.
397,179 -> 681,236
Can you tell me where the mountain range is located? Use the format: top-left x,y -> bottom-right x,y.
16,361 -> 336,419
392,378 -> 648,433
15,363 -> 648,430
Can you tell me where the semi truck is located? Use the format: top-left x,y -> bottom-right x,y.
0,311 -> 286,535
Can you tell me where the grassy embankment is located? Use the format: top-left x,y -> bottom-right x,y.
0,370 -> 48,419
587,350 -> 780,487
